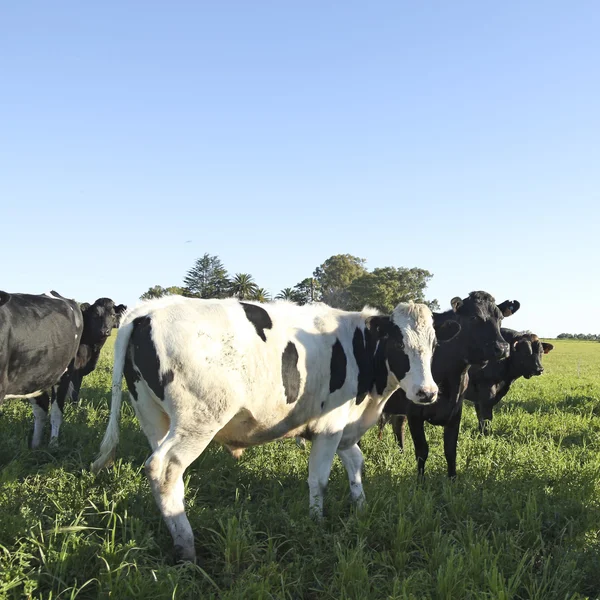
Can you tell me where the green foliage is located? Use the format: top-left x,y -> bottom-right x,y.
139,285 -> 186,301
183,253 -> 230,299
228,273 -> 258,300
348,267 -> 438,313
313,254 -> 367,308
252,288 -> 271,303
292,277 -> 320,305
1,339 -> 600,598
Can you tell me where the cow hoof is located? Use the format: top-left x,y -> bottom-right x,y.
174,544 -> 196,564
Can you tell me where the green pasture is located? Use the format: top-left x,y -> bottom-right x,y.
1,338 -> 599,599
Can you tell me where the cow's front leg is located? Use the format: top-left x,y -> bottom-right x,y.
337,443 -> 366,509
408,415 -> 429,478
30,393 -> 50,448
50,372 -> 71,445
307,431 -> 343,519
443,404 -> 463,479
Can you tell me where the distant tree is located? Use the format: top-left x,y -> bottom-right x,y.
347,267 -> 436,313
276,287 -> 303,303
313,254 -> 367,309
184,253 -> 230,298
140,285 -> 186,300
229,273 -> 259,300
253,287 -> 271,303
293,277 -> 321,305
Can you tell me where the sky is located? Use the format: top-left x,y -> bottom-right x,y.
2,2 -> 599,337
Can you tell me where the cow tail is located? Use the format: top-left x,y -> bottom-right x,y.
92,320 -> 135,473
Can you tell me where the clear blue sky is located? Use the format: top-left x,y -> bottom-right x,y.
2,2 -> 599,337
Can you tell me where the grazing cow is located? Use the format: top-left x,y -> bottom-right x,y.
92,297 -> 460,562
381,292 -> 519,478
465,329 -> 553,434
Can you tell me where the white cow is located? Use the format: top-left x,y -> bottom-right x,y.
93,297 -> 460,562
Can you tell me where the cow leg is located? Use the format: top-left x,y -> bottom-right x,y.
129,388 -> 170,450
307,431 -> 343,519
475,402 -> 493,435
30,393 -> 50,448
443,404 -> 463,479
408,415 -> 428,478
390,415 -> 407,452
337,443 -> 366,509
145,426 -> 216,563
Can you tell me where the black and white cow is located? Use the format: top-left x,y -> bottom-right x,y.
0,291 -> 83,445
30,298 -> 127,446
93,296 -> 460,562
465,328 -> 553,434
0,292 -> 125,447
381,291 -> 519,478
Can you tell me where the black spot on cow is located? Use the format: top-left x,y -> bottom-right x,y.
386,326 -> 410,382
352,327 -> 374,405
240,302 -> 273,342
329,338 -> 347,393
127,316 -> 173,401
123,351 -> 140,401
281,341 -> 301,404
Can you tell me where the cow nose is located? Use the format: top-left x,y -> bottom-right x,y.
102,329 -> 111,337
495,342 -> 510,359
535,367 -> 544,375
417,390 -> 437,404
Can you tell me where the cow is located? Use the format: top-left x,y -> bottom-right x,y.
465,329 -> 553,434
0,292 -> 125,448
30,298 -> 127,446
380,291 -> 519,478
92,296 -> 461,562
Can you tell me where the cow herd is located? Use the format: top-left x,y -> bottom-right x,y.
0,289 -> 554,565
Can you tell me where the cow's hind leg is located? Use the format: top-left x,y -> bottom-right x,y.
31,393 -> 50,448
337,443 -> 366,509
145,426 -> 217,563
307,431 -> 343,519
129,384 -> 171,450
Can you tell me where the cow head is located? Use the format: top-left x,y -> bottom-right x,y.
436,291 -> 519,364
81,298 -> 126,344
369,302 -> 460,405
507,331 -> 553,379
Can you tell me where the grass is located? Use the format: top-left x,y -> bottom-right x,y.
1,338 -> 600,599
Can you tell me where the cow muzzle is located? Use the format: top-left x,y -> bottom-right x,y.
412,386 -> 438,405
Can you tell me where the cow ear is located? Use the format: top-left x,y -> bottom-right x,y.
542,342 -> 554,354
450,297 -> 463,312
0,291 -> 11,307
80,302 -> 91,313
366,316 -> 392,338
115,304 -> 127,315
498,300 -> 520,317
435,319 -> 460,343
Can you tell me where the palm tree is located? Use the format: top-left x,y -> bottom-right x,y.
276,288 -> 296,300
253,288 -> 271,303
229,273 -> 258,300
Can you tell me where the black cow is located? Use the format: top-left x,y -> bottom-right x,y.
31,298 -> 126,446
0,292 -> 125,447
381,291 -> 519,478
465,328 -> 553,434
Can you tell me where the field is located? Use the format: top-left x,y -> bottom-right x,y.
1,339 -> 600,599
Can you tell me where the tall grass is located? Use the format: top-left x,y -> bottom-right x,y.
1,338 -> 599,598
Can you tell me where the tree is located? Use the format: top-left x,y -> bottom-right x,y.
183,253 -> 230,298
253,288 -> 271,303
275,287 -> 303,303
140,285 -> 186,300
292,277 -> 321,305
313,254 -> 367,309
229,273 -> 259,300
347,267 -> 436,313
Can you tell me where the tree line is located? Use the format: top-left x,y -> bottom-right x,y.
140,252 -> 440,313
556,333 -> 600,341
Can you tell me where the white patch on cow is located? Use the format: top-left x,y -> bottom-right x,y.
390,302 -> 438,403
30,399 -> 48,448
5,390 -> 44,400
50,401 -> 63,443
93,296 -> 439,562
